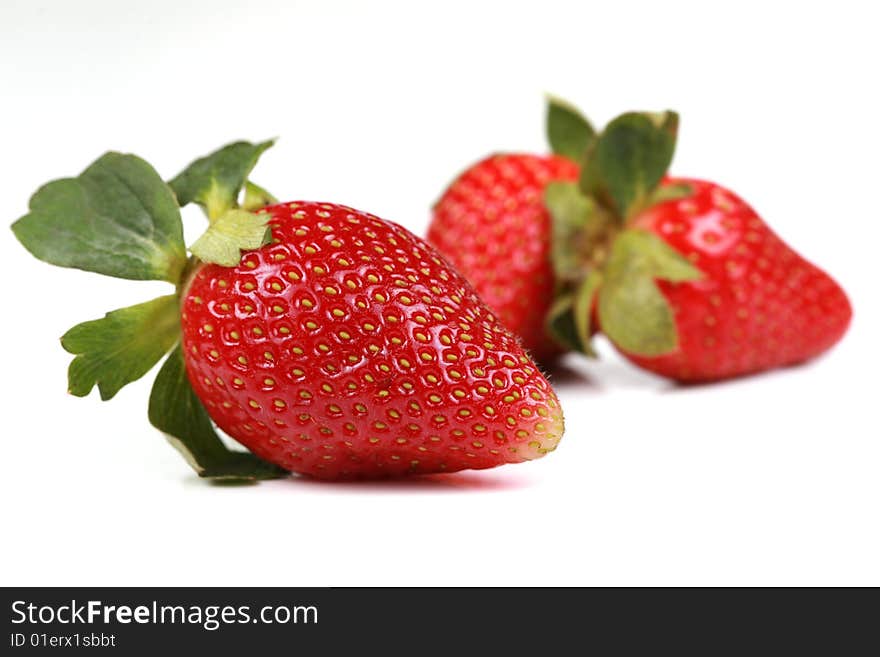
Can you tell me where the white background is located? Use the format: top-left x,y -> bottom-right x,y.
1,0 -> 877,586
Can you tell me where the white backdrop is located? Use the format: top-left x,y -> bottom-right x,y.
1,0 -> 877,586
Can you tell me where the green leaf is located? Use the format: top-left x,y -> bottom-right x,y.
545,181 -> 613,283
597,229 -> 702,356
546,95 -> 596,161
148,345 -> 287,481
241,180 -> 278,211
579,111 -> 678,220
61,295 -> 181,401
169,140 -> 274,220
599,265 -> 677,356
12,152 -> 186,282
545,295 -> 581,352
573,270 -> 603,356
622,229 -> 703,283
648,181 -> 693,206
189,209 -> 272,267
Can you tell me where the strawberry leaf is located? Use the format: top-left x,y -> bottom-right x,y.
169,140 -> 274,220
544,272 -> 602,357
148,345 -> 287,481
61,295 -> 181,401
649,181 -> 693,206
625,229 -> 704,283
573,270 -> 603,356
546,295 -> 580,352
242,180 -> 278,211
599,267 -> 677,356
579,111 -> 678,220
11,153 -> 186,282
545,181 -> 613,283
546,95 -> 596,162
597,229 -> 702,356
189,208 -> 272,267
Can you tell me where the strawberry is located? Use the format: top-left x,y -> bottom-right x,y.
537,100 -> 852,381
429,153 -> 579,363
12,141 -> 563,481
181,201 -> 563,478
612,177 -> 852,380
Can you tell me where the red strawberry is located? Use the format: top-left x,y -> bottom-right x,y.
429,154 -> 579,363
181,201 -> 564,478
538,102 -> 852,381
11,141 -> 563,481
611,177 -> 852,380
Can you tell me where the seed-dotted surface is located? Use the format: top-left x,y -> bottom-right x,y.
181,202 -> 563,478
429,153 -> 579,361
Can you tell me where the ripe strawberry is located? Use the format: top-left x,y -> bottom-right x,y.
11,141 -> 563,481
181,201 -> 564,478
429,154 -> 579,363
614,177 -> 852,380
540,102 -> 852,381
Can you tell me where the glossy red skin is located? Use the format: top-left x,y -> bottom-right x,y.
429,153 -> 579,363
616,178 -> 852,381
180,202 -> 563,479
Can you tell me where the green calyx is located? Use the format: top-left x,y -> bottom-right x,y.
169,139 -> 275,219
544,97 -> 701,356
10,139 -> 285,482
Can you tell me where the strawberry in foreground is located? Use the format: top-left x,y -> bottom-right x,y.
433,98 -> 851,381
11,142 -> 563,481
